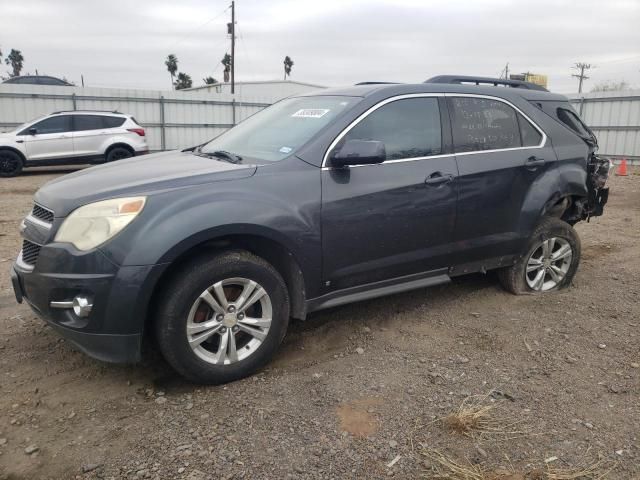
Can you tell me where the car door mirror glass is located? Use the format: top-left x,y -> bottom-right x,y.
331,139 -> 386,167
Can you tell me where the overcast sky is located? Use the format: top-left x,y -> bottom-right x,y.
2,0 -> 639,93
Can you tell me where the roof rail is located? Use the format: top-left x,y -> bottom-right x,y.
354,81 -> 401,86
425,75 -> 548,92
51,110 -> 122,114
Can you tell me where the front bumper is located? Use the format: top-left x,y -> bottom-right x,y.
11,243 -> 165,363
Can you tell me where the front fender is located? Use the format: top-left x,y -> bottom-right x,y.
99,159 -> 322,291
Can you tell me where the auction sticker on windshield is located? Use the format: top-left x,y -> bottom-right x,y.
292,109 -> 330,118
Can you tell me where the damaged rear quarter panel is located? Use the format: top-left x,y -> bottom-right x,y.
517,114 -> 590,236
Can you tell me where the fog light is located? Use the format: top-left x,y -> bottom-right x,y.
72,296 -> 93,318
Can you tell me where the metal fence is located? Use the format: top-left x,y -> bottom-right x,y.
569,89 -> 640,162
0,84 -> 272,151
2,84 -> 639,160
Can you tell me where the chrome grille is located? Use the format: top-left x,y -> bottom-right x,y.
21,240 -> 42,266
31,204 -> 54,223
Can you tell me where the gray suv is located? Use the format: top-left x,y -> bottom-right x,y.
11,76 -> 610,384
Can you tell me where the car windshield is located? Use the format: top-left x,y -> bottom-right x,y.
200,95 -> 359,162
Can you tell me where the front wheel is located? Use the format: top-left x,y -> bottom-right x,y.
498,217 -> 581,294
0,150 -> 24,177
155,250 -> 290,384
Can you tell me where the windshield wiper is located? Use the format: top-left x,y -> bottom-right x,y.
197,150 -> 243,164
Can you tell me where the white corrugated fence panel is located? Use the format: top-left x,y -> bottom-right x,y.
568,89 -> 640,159
0,84 -> 270,151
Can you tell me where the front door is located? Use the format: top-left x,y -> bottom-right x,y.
19,115 -> 74,162
321,96 -> 458,291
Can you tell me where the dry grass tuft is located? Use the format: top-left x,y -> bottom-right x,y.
545,459 -> 615,480
441,393 -> 520,437
420,447 -> 615,480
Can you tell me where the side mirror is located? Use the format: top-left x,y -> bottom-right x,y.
330,139 -> 385,168
28,127 -> 37,135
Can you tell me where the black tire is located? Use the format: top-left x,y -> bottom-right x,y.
155,250 -> 290,384
498,217 -> 581,295
0,150 -> 24,177
105,146 -> 133,163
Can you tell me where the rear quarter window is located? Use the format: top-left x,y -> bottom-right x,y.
557,108 -> 590,137
103,116 -> 126,128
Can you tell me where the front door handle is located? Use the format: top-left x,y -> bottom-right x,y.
525,156 -> 546,168
425,172 -> 454,186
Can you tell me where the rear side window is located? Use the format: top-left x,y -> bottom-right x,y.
342,97 -> 442,160
103,116 -> 126,128
74,115 -> 106,131
557,108 -> 590,137
517,113 -> 543,147
449,97 -> 520,152
21,115 -> 72,135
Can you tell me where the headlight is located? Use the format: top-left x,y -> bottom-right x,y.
55,197 -> 146,251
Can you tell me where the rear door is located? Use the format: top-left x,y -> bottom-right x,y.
72,115 -> 119,158
447,95 -> 555,265
321,95 -> 458,290
18,115 -> 74,162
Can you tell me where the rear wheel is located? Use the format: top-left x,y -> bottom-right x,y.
0,150 -> 23,177
498,217 -> 581,294
105,146 -> 133,163
155,250 -> 290,384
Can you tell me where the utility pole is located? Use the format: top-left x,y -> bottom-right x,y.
230,1 -> 236,94
572,62 -> 592,93
500,62 -> 509,79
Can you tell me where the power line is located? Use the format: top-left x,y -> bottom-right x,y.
167,5 -> 231,51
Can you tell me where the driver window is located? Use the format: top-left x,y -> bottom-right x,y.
20,115 -> 72,135
342,98 -> 442,160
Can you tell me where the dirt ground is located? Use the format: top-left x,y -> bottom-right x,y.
0,167 -> 638,480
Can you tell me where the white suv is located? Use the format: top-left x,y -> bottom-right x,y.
0,111 -> 149,177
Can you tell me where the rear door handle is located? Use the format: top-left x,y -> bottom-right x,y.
425,172 -> 454,186
525,156 -> 546,168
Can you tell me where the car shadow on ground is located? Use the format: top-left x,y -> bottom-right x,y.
22,166 -> 89,176
142,272 -> 499,392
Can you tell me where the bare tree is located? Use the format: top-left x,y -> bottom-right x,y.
591,80 -> 630,92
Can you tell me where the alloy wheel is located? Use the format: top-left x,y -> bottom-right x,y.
186,277 -> 272,365
525,237 -> 573,291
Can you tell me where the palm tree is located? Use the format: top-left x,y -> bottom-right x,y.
283,56 -> 294,80
165,54 -> 178,90
221,54 -> 231,83
6,49 -> 24,77
174,72 -> 193,90
203,76 -> 218,85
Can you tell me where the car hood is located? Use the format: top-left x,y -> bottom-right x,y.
35,150 -> 257,217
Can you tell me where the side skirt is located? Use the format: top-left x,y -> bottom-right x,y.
306,269 -> 451,313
